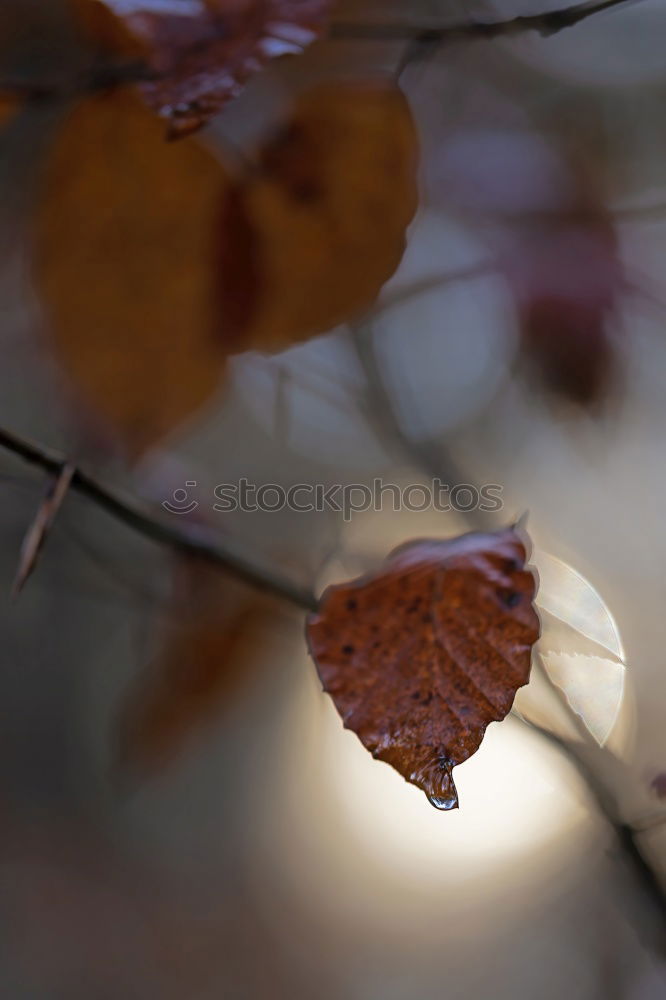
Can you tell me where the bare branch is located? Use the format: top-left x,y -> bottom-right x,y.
350,304 -> 494,532
0,426 -> 318,612
0,61 -> 156,101
331,0 -> 640,43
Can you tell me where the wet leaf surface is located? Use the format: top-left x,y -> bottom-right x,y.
307,527 -> 540,810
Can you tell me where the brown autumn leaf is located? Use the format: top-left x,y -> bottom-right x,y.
307,527 -> 540,810
33,88 -> 230,457
72,0 -> 332,137
218,80 -> 419,350
117,557 -> 269,775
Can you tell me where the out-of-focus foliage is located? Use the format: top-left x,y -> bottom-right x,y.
0,95 -> 21,129
537,557 -> 625,747
34,80 -> 417,458
34,89 -> 230,458
70,0 -> 333,136
218,80 -> 418,351
429,119 -> 624,408
117,556 -> 271,776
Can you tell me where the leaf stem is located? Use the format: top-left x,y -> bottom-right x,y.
516,712 -> 666,953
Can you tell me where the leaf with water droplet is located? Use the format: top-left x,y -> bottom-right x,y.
306,527 -> 540,810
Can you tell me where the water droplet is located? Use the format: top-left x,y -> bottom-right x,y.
412,751 -> 459,811
427,793 -> 458,811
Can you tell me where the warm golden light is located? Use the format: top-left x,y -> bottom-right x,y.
320,700 -> 585,881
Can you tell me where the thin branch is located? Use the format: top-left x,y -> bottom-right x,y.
350,309 -> 494,532
12,461 -> 75,598
0,61 -> 157,100
0,426 -> 318,613
515,711 -> 666,953
331,0 -> 640,43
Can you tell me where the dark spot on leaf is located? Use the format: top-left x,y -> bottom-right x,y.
500,590 -> 521,608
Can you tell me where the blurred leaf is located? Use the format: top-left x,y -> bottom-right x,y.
218,80 -> 419,350
116,557 -> 269,775
538,651 -> 625,747
307,527 -> 539,810
535,550 -> 624,661
34,88 -> 230,457
35,82 -> 416,456
0,95 -> 21,129
513,231 -> 621,407
509,161 -> 623,406
532,550 -> 626,746
71,0 -> 332,137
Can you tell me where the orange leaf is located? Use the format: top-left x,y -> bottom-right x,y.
72,0 -> 332,137
218,80 -> 419,350
307,528 -> 540,810
33,89 -> 230,457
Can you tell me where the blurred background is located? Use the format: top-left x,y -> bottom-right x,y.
1,0 -> 666,996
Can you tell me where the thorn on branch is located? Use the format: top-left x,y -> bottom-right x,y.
12,462 -> 75,598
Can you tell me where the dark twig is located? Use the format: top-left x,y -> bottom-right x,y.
0,61 -> 156,101
351,312 -> 494,532
331,0 -> 640,43
12,461 -> 75,598
0,426 -> 318,612
516,711 -> 666,952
